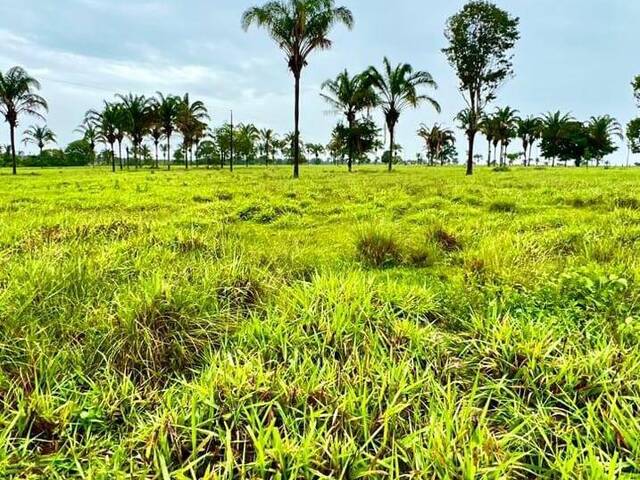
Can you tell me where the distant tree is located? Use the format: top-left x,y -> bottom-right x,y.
479,114 -> 499,166
321,69 -> 377,171
154,93 -> 181,170
23,125 -> 56,155
197,140 -> 218,168
627,118 -> 640,155
259,128 -> 277,166
65,139 -> 94,166
493,107 -> 519,166
585,115 -> 622,167
85,102 -> 122,171
0,66 -> 48,174
75,121 -> 103,166
517,116 -> 542,166
306,143 -> 325,164
236,123 -> 260,166
443,1 -> 520,175
242,0 -> 354,179
417,123 -> 455,166
176,93 -> 209,169
540,111 -> 575,166
116,93 -> 154,168
366,57 -> 440,172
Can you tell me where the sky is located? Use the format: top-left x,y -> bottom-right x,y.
1,0 -> 639,164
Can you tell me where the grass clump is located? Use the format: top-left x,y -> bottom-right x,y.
356,227 -> 402,268
489,200 -> 518,213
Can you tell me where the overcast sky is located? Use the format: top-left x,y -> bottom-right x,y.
1,0 -> 639,163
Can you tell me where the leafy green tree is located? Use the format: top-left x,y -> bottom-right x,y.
443,1 -> 519,175
196,140 -> 218,168
627,118 -> 640,154
0,66 -> 48,175
65,139 -> 94,166
585,115 -> 622,166
321,70 -> 377,171
75,121 -> 103,166
366,58 -> 440,172
242,0 -> 354,179
332,118 -> 380,165
22,125 -> 56,156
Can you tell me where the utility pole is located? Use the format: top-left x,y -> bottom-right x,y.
230,110 -> 234,172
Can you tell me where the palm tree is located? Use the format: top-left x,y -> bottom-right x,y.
154,93 -> 181,170
149,106 -> 163,169
517,116 -> 541,166
75,121 -> 103,166
493,107 -> 520,166
306,143 -> 325,163
237,123 -> 260,166
242,0 -> 354,179
540,111 -> 574,167
259,128 -> 277,166
23,125 -> 56,156
586,115 -> 623,167
116,93 -> 154,169
417,123 -> 455,166
85,102 -> 121,172
320,69 -> 377,172
366,58 -> 440,172
479,114 -> 500,166
0,67 -> 48,174
176,93 -> 209,169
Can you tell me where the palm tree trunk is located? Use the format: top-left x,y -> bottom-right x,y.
487,141 -> 491,167
184,144 -> 188,169
10,124 -> 17,175
388,125 -> 395,172
347,118 -> 354,173
118,141 -> 123,170
155,142 -> 159,169
293,71 -> 301,179
167,136 -> 171,171
466,131 -> 475,176
111,143 -> 116,172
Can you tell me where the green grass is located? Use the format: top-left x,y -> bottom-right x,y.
0,165 -> 639,478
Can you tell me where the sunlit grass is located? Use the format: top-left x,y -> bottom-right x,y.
0,165 -> 639,478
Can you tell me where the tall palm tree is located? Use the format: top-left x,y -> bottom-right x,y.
176,93 -> 209,169
517,116 -> 541,166
366,58 -> 440,172
116,93 -> 154,169
259,128 -> 277,166
236,123 -> 260,166
586,115 -> 622,167
242,0 -> 354,179
320,69 -> 377,172
149,104 -> 163,169
23,125 -> 56,156
154,93 -> 181,170
0,67 -> 48,174
479,114 -> 499,166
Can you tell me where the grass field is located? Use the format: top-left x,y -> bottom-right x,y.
0,165 -> 639,479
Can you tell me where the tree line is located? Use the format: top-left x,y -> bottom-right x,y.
1,0 -> 637,176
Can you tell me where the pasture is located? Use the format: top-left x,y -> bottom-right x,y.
0,165 -> 639,478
